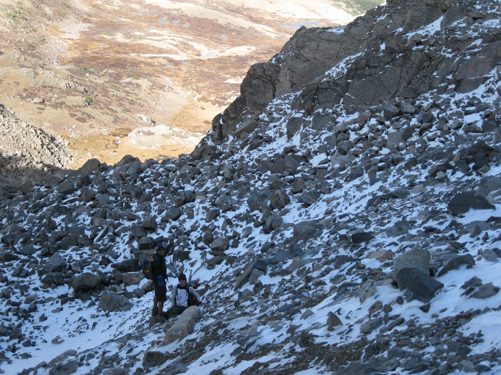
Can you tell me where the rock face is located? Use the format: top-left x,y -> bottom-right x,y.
1,0 -> 501,374
207,0 -> 445,141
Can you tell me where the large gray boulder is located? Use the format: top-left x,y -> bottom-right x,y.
19,244 -> 37,256
269,189 -> 291,210
162,207 -> 182,222
76,158 -> 100,178
248,190 -> 271,212
40,252 -> 67,275
235,118 -> 258,137
448,192 -> 496,215
58,180 -> 76,195
141,216 -> 158,231
235,259 -> 268,290
99,289 -> 131,312
437,254 -> 475,277
73,273 -> 102,294
297,190 -> 321,206
163,306 -> 202,345
211,238 -> 229,254
393,249 -> 430,290
405,274 -> 444,303
173,250 -> 191,262
138,236 -> 155,250
263,215 -> 283,234
110,259 -> 141,273
477,176 -> 501,201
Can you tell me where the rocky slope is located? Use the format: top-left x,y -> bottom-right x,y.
0,0 -> 356,167
0,103 -> 72,185
1,0 -> 501,374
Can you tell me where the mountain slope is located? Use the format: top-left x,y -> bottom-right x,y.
0,0 -> 354,167
1,0 -> 501,374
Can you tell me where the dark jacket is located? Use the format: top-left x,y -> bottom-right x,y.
152,252 -> 167,278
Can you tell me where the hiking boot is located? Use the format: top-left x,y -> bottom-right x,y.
155,314 -> 166,322
152,306 -> 159,317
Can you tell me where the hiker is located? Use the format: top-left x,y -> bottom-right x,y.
151,243 -> 169,318
164,273 -> 202,320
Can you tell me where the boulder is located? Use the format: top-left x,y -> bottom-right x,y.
393,249 -> 430,290
73,273 -> 102,294
386,220 -> 410,237
263,214 -> 283,234
58,180 -> 76,195
19,244 -> 37,255
143,351 -> 168,369
110,259 -> 141,273
40,272 -> 65,286
448,192 -> 496,215
163,306 -> 202,344
206,255 -> 226,268
471,283 -> 500,299
360,317 -> 384,335
241,62 -> 280,114
477,176 -> 501,198
99,289 -> 131,312
249,269 -> 264,285
138,236 -> 155,250
162,207 -> 182,222
40,252 -> 67,274
141,216 -> 158,231
248,190 -> 271,212
59,235 -> 78,250
206,209 -> 220,222
297,190 -> 321,206
269,189 -> 291,210
77,158 -> 100,178
211,238 -> 229,254
351,232 -> 373,244
286,117 -> 305,138
441,5 -> 470,29
327,312 -> 343,331
437,254 -> 475,277
122,272 -> 144,287
80,189 -> 97,202
130,224 -> 146,238
235,259 -> 268,290
173,250 -> 191,262
235,118 -> 258,137
405,274 -> 444,303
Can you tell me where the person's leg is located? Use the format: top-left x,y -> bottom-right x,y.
152,295 -> 159,316
166,306 -> 178,319
156,284 -> 167,316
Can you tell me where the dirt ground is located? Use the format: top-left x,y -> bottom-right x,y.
0,0 -> 353,167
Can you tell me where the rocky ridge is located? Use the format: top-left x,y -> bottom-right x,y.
1,0 -> 501,374
0,103 -> 72,185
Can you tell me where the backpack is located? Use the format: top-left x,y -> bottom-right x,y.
188,286 -> 199,306
142,255 -> 154,280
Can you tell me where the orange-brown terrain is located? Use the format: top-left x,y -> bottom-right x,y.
0,0 -> 354,167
